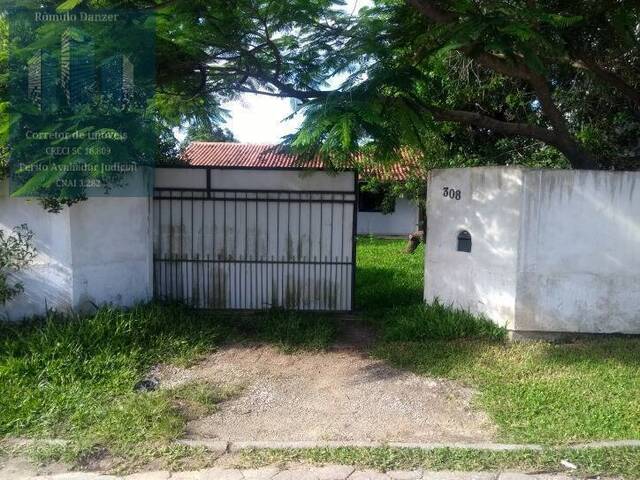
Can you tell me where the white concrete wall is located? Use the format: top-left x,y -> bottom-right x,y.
69,196 -> 154,313
425,167 -> 640,334
425,168 -> 523,329
515,170 -> 640,334
0,177 -> 154,321
0,180 -> 73,320
357,198 -> 419,236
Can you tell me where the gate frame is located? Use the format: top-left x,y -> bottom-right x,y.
153,165 -> 359,312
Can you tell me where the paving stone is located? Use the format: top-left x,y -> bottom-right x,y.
387,470 -> 423,480
421,472 -> 497,480
47,474 -> 104,480
347,471 -> 391,480
311,465 -> 355,479
272,468 -> 321,480
174,440 -> 228,455
497,475 -> 570,480
170,471 -> 201,480
125,471 -> 171,480
241,467 -> 281,480
199,468 -> 244,480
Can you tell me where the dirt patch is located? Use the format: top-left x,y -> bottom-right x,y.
152,341 -> 496,443
0,454 -> 68,479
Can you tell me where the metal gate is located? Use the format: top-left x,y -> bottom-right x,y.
153,168 -> 357,311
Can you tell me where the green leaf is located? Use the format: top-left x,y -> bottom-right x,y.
541,14 -> 583,28
56,0 -> 84,13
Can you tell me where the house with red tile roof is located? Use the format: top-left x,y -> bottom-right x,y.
183,142 -> 423,236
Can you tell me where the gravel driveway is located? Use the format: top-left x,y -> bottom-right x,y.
152,338 -> 496,443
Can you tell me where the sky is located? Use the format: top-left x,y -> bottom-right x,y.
222,0 -> 373,144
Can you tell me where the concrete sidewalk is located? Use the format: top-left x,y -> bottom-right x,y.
9,468 -> 589,480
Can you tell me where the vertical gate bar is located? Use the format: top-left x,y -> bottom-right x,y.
201,194 -> 205,308
198,252 -> 209,308
276,193 -> 281,308
340,198 -> 345,309
351,172 -> 358,311
241,193 -> 245,309
255,194 -> 259,309
306,194 -> 312,310
245,192 -> 249,310
168,194 -> 174,300
254,193 -> 262,309
234,192 -> 238,309
206,254 -> 210,309
249,195 -> 254,308
320,194 -> 324,309
256,194 -> 259,309
212,192 -> 216,307
190,192 -> 195,305
206,167 -> 211,198
162,196 -> 166,302
259,195 -> 264,308
297,193 -> 303,309
195,252 -> 200,308
285,192 -> 293,308
330,196 -> 336,310
223,193 -> 227,308
265,193 -> 270,309
231,194 -> 235,308
180,192 -> 184,303
156,196 -> 161,301
307,193 -> 312,310
155,195 -> 160,300
206,169 -> 211,308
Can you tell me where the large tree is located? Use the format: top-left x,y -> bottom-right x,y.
149,0 -> 640,170
288,0 -> 640,170
1,0 -> 639,187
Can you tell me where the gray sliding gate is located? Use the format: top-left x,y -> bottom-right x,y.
153,168 -> 357,311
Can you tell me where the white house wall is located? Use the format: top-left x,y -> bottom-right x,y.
357,198 -> 419,237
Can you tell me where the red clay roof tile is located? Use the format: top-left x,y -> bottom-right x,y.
183,142 -> 423,182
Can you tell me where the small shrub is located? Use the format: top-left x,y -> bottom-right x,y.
0,224 -> 37,304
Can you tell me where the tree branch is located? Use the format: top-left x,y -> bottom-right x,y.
429,107 -> 558,145
404,0 -> 455,23
405,96 -> 599,169
404,0 -> 600,169
573,55 -> 640,109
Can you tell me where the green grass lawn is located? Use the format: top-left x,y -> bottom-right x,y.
357,237 -> 640,445
0,305 -> 336,458
240,446 -> 640,478
0,236 -> 639,474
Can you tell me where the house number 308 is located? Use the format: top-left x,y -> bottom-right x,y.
442,187 -> 461,200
